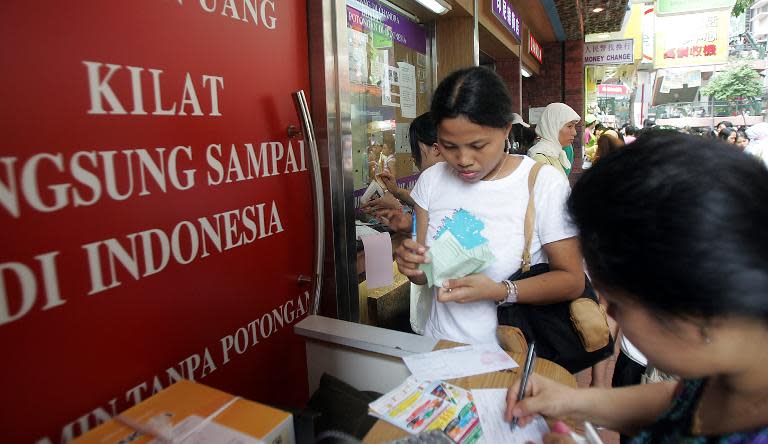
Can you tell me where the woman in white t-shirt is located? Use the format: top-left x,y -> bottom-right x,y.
395,67 -> 585,345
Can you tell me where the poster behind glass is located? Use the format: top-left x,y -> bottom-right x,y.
346,0 -> 430,203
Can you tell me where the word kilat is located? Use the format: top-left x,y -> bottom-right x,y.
84,61 -> 224,117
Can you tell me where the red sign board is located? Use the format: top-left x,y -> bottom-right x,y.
529,33 -> 543,63
1,2 -> 314,442
597,84 -> 630,95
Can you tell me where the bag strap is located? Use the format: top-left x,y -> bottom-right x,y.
522,162 -> 544,273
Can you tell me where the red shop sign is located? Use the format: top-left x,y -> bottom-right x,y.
529,33 -> 543,63
597,84 -> 630,95
1,1 -> 314,442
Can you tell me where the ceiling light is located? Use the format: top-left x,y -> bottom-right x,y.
414,0 -> 451,14
521,67 -> 532,78
592,7 -> 604,12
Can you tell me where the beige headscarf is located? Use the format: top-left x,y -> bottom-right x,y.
528,103 -> 580,170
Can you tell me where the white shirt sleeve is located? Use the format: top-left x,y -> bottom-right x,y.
532,165 -> 578,245
411,163 -> 443,210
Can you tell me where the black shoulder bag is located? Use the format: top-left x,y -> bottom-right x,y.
497,163 -> 614,374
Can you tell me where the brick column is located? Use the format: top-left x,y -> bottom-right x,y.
521,42 -> 563,122
496,58 -> 521,113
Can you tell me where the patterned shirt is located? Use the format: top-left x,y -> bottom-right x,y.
631,379 -> 768,444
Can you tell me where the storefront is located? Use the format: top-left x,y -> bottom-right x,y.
311,0 -> 566,330
582,35 -> 638,129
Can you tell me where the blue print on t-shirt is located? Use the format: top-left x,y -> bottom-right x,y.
434,208 -> 488,249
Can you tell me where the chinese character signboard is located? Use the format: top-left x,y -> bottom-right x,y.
654,9 -> 729,68
529,32 -> 543,63
642,6 -> 655,63
491,0 -> 521,42
656,0 -> 735,15
584,39 -> 634,65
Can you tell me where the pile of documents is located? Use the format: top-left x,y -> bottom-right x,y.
369,344 -> 553,444
369,378 -> 483,444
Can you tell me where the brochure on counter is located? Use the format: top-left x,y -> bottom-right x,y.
369,377 -> 483,443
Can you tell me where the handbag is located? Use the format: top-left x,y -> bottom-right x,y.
497,162 -> 614,374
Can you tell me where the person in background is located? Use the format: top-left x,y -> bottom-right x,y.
381,143 -> 397,178
367,143 -> 383,180
736,131 -> 750,151
745,122 -> 768,168
585,123 -> 607,164
511,115 -> 537,155
363,112 -> 442,230
562,144 -> 575,176
715,120 -> 733,136
370,112 -> 442,335
378,112 -> 440,208
594,123 -> 607,139
584,115 -> 598,147
718,127 -> 737,145
505,134 -> 768,443
623,126 -> 638,144
396,66 -> 584,345
593,130 -> 625,164
528,103 -> 581,177
587,128 -> 626,389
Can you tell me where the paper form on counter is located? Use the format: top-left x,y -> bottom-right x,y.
471,389 -> 549,444
403,343 -> 518,381
356,222 -> 382,240
360,231 -> 394,288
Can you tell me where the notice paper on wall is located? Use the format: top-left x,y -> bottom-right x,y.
471,389 -> 549,444
360,232 -> 394,288
397,61 -> 417,118
395,122 -> 410,154
403,343 -> 518,381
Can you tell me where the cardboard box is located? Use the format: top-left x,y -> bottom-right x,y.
72,380 -> 294,444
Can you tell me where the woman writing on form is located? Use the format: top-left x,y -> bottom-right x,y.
505,134 -> 768,443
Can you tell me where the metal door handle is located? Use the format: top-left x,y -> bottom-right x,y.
292,90 -> 324,315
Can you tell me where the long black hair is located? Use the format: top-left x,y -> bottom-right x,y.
568,133 -> 768,321
430,66 -> 513,129
408,112 -> 437,169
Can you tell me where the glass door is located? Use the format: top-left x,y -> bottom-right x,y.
346,0 -> 432,328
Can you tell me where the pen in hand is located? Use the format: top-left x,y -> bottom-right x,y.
511,341 -> 536,430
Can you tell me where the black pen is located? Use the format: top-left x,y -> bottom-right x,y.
511,341 -> 536,430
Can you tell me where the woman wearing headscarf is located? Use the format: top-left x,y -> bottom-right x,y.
745,123 -> 768,168
528,103 -> 581,177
